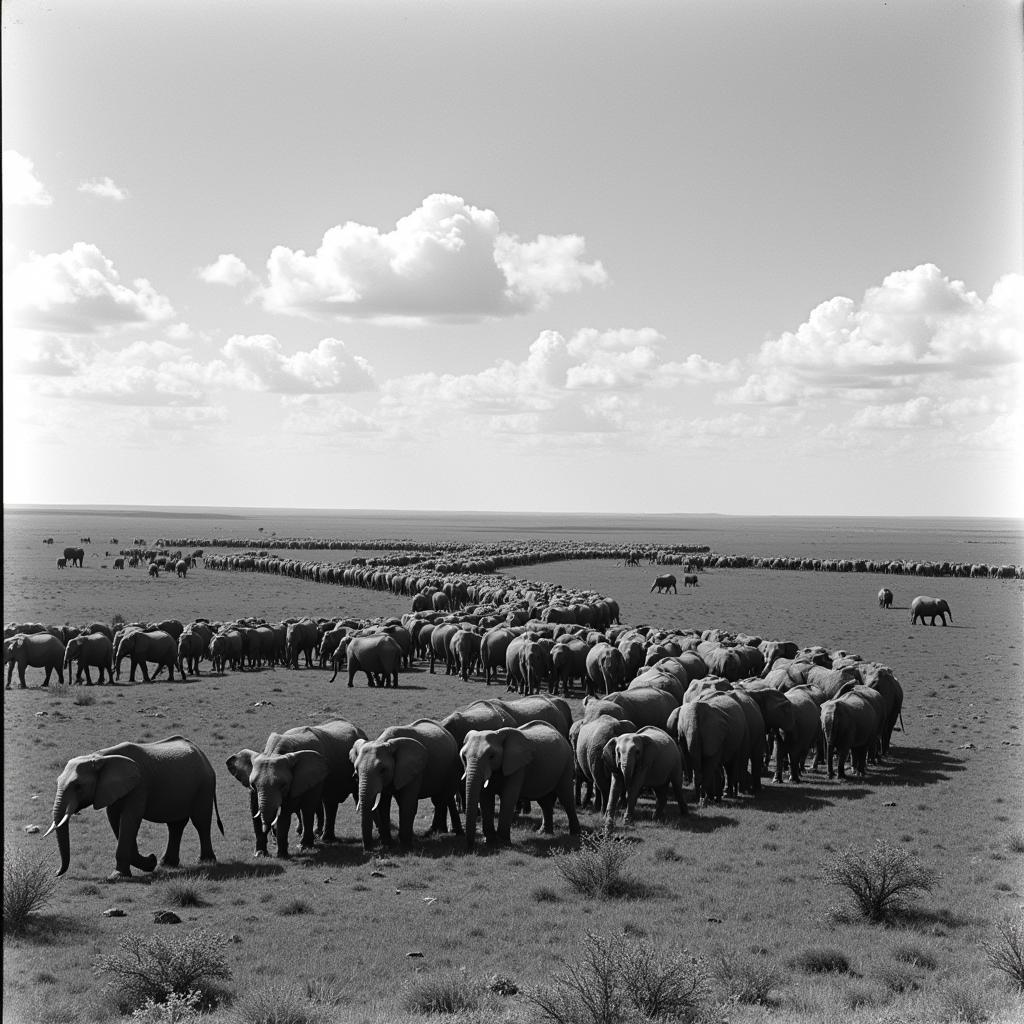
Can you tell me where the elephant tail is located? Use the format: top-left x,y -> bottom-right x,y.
213,788 -> 225,835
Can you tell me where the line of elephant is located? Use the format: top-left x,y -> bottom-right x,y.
42,637 -> 905,881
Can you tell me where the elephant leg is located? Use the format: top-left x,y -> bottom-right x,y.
84,665 -> 94,685
319,798 -> 340,842
120,811 -> 156,875
446,793 -> 463,836
652,785 -> 669,821
249,791 -> 269,856
138,660 -> 151,683
625,778 -> 645,823
42,666 -> 52,687
535,794 -> 556,834
671,777 -> 688,817
495,780 -> 523,843
480,788 -> 497,841
298,803 -> 318,850
273,810 -> 291,858
376,795 -> 394,847
557,776 -> 581,835
161,819 -> 188,867
398,791 -> 419,848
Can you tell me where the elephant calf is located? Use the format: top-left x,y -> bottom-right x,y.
604,726 -> 688,827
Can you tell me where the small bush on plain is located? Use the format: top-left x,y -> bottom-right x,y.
162,882 -> 206,908
3,845 -> 57,934
892,941 -> 938,971
277,898 -> 313,916
130,989 -> 203,1024
982,910 -> 1024,990
524,931 -> 710,1024
822,839 -> 937,922
712,949 -> 779,1005
94,929 -> 232,1011
553,833 -> 645,899
934,974 -> 995,1024
402,971 -> 481,1014
232,982 -> 322,1024
72,690 -> 96,706
790,947 -> 852,974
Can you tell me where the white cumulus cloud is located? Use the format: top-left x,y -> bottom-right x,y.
78,176 -> 127,201
198,253 -> 255,286
2,150 -> 52,206
261,193 -> 607,322
219,335 -> 376,394
7,243 -> 174,333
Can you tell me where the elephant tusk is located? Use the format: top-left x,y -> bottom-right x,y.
482,778 -> 490,790
253,810 -> 262,820
44,812 -> 71,838
371,794 -> 381,812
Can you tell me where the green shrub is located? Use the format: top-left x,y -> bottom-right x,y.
401,971 -> 481,1014
822,839 -> 937,922
524,931 -> 710,1024
3,845 -> 57,934
553,833 -> 646,899
982,910 -> 1024,990
790,947 -> 852,974
94,929 -> 232,1011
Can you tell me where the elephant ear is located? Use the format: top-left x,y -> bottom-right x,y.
601,737 -> 619,773
226,750 -> 258,787
349,738 -> 368,766
286,750 -> 328,798
389,737 -> 429,792
495,729 -> 533,776
639,734 -> 659,772
93,755 -> 143,809
615,719 -> 638,736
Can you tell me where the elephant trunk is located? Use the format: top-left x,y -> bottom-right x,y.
256,791 -> 282,837
357,774 -> 380,851
114,639 -> 128,680
50,789 -> 77,876
463,763 -> 490,850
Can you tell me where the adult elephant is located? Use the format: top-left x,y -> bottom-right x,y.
350,719 -> 462,851
226,720 -> 365,858
910,596 -> 952,626
505,636 -> 550,696
650,574 -> 677,594
285,619 -> 319,668
440,700 -> 519,748
551,637 -> 590,696
572,714 -> 637,812
584,687 -> 678,731
683,574 -> 699,588
773,685 -> 824,783
585,642 -> 626,697
821,689 -> 880,779
175,559 -> 189,578
177,628 -> 207,676
47,735 -> 222,880
5,633 -> 65,688
460,721 -> 580,850
112,557 -> 125,570
480,627 -> 516,685
63,546 -> 85,568
603,726 -> 688,827
671,692 -> 749,803
115,629 -> 180,682
210,629 -> 243,673
63,633 -> 114,685
878,588 -> 893,609
335,634 -> 402,688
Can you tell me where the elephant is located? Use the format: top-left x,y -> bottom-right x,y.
571,714 -> 638,811
584,687 -> 678,731
335,633 -> 403,687
910,595 -> 952,626
772,684 -> 824,782
683,574 -> 699,587
650,574 -> 677,594
428,623 -> 460,675
227,720 -> 365,858
733,680 -> 798,776
460,721 -> 581,850
495,695 -> 573,739
671,692 -> 749,803
62,546 -> 84,567
853,662 -> 904,756
441,700 -> 519,747
210,629 -> 243,672
603,725 -> 688,826
285,619 -> 319,668
115,629 -> 180,682
448,628 -> 482,681
47,735 -> 223,880
480,627 -> 516,685
56,557 -> 67,569
112,557 -> 125,570
878,588 -> 893,609
350,719 -> 462,851
551,637 -> 590,696
5,632 -> 65,688
63,633 -> 114,685
723,689 -> 766,794
821,689 -> 880,779
175,559 -> 188,578
148,563 -> 160,578
585,642 -> 626,697
628,666 -> 687,705
177,628 -> 207,676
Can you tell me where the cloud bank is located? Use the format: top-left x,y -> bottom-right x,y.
2,151 -> 52,206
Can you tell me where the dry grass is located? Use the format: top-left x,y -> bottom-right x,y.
3,845 -> 57,934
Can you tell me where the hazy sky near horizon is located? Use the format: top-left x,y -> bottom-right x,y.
3,0 -> 1022,516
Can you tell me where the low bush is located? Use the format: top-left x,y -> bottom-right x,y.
524,931 -> 710,1024
72,690 -> 96,706
934,974 -> 995,1023
553,833 -> 646,899
532,885 -> 561,903
891,941 -> 938,971
872,962 -> 921,993
94,929 -> 232,1011
277,898 -> 313,916
130,989 -> 203,1024
232,981 -> 322,1024
790,947 -> 852,974
711,949 -> 779,1005
822,839 -> 937,922
401,971 -> 481,1014
982,910 -> 1024,990
3,845 -> 58,934
161,882 -> 207,908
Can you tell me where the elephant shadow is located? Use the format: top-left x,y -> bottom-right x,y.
11,912 -> 100,945
739,785 -> 869,814
155,859 -> 287,882
868,745 -> 964,788
678,811 -> 740,834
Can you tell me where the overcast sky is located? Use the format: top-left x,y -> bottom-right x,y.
3,0 -> 1021,515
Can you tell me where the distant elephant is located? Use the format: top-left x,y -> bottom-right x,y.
210,630 -> 243,673
63,633 -> 114,685
584,642 -> 626,697
56,557 -> 67,569
505,636 -> 550,695
773,684 -> 824,782
821,689 -> 880,779
480,627 -> 515,685
148,563 -> 160,578
878,588 -> 893,609
683,574 -> 699,587
583,687 -> 678,731
47,735 -> 222,880
572,714 -> 638,811
335,633 -> 403,687
460,721 -> 580,849
672,692 -> 749,803
448,628 -> 482,682
650,574 -> 677,594
112,557 -> 125,570
62,546 -> 85,567
175,559 -> 188,578
5,632 -> 65,688
285,619 -> 319,668
227,720 -> 365,858
910,596 -> 952,626
115,629 -> 180,682
350,719 -> 462,851
177,628 -> 207,676
603,725 -> 688,826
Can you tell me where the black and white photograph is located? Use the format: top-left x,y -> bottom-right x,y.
3,1 -> 1022,1022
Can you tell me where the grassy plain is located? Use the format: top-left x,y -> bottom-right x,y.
3,509 -> 1024,1024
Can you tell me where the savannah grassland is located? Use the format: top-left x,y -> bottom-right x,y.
3,509 -> 1024,1024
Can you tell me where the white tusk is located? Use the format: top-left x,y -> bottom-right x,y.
270,810 -> 281,829
253,810 -> 262,820
371,794 -> 381,812
43,812 -> 71,838
483,778 -> 490,790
